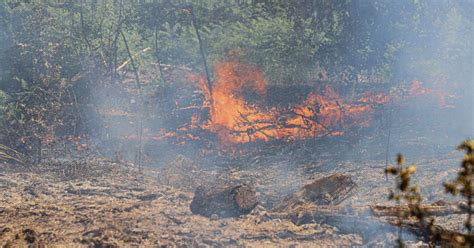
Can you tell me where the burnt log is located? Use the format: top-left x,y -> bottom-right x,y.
190,184 -> 258,218
273,173 -> 356,212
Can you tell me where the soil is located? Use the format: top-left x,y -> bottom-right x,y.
0,150 -> 467,247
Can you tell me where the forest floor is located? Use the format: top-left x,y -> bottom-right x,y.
0,150 -> 467,247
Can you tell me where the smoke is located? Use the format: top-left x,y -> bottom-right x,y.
77,1 -> 473,186
352,0 -> 474,160
75,1 -> 472,178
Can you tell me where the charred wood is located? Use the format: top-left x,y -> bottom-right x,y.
273,173 -> 356,212
371,203 -> 468,217
190,184 -> 258,218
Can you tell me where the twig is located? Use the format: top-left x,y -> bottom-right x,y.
116,47 -> 151,71
291,110 -> 334,136
235,111 -> 275,140
384,100 -> 393,181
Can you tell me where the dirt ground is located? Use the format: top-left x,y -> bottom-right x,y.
0,151 -> 467,247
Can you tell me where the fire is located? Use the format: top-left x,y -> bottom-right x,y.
196,61 -> 389,144
198,61 -> 270,143
122,60 -> 456,147
408,80 -> 455,108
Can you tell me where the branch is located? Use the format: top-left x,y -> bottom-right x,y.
116,47 -> 151,72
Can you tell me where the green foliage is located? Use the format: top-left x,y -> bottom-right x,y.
198,0 -> 348,84
0,90 -> 8,123
0,1 -> 79,161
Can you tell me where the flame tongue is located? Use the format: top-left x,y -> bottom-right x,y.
121,61 -> 454,147
201,61 -> 268,143
197,61 -> 387,144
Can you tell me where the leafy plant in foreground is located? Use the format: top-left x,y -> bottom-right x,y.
385,153 -> 422,247
445,140 -> 474,234
386,140 -> 474,247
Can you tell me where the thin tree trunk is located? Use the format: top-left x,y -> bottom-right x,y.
120,30 -> 144,173
111,1 -> 124,79
36,138 -> 42,165
189,6 -> 212,97
154,25 -> 166,85
79,0 -> 92,52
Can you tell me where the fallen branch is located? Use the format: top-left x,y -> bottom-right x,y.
270,203 -> 468,223
371,203 -> 468,217
0,144 -> 24,164
149,62 -> 193,72
241,230 -> 326,240
116,47 -> 151,72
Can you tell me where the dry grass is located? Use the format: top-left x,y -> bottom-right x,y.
0,144 -> 23,164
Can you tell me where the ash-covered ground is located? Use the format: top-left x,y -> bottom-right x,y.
0,145 -> 467,247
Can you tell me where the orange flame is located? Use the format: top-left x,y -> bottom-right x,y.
408,80 -> 455,108
196,61 -> 390,144
120,61 -> 456,148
